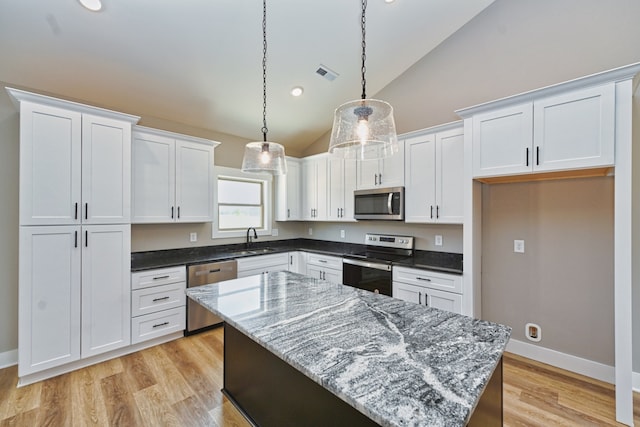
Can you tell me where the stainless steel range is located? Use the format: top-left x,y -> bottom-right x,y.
342,233 -> 414,296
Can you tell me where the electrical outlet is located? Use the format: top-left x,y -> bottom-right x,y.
189,232 -> 197,242
435,235 -> 443,246
308,227 -> 313,236
525,323 -> 541,342
340,230 -> 345,239
514,239 -> 525,253
271,228 -> 279,237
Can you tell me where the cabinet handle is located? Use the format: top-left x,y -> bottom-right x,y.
152,296 -> 170,302
526,147 -> 529,167
425,294 -> 429,307
287,208 -> 290,218
418,292 -> 422,305
74,231 -> 78,248
85,230 -> 88,247
536,146 -> 540,166
153,275 -> 170,280
152,321 -> 169,328
374,174 -> 378,185
85,203 -> 88,220
416,277 -> 431,282
177,206 -> 180,219
171,206 -> 174,219
436,206 -> 439,219
378,173 -> 382,185
430,205 -> 434,219
290,255 -> 293,265
319,259 -> 327,263
75,203 -> 78,220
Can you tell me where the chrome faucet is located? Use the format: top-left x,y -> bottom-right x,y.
246,227 -> 258,248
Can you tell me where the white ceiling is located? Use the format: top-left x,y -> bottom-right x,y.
0,0 -> 494,154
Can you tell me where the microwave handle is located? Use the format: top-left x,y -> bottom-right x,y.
387,192 -> 393,214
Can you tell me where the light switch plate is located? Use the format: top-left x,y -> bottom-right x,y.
514,239 -> 525,253
190,232 -> 197,242
340,230 -> 345,239
435,235 -> 443,246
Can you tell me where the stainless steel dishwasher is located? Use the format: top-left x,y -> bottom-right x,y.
187,259 -> 237,333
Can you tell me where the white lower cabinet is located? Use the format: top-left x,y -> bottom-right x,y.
237,253 -> 290,278
19,224 -> 131,377
130,266 -> 186,344
306,253 -> 342,283
392,266 -> 462,315
287,251 -> 307,274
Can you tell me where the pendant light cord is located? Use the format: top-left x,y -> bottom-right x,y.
360,0 -> 367,100
262,0 -> 268,142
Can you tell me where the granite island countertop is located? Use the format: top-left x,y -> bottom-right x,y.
186,271 -> 510,427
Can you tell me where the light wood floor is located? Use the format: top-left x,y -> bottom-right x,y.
1,327 -> 639,426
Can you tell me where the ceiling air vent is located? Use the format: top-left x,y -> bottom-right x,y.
316,64 -> 339,82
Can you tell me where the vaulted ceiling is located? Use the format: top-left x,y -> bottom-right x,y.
0,0 -> 494,154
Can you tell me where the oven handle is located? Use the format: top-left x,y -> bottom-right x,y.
343,258 -> 391,271
387,192 -> 393,215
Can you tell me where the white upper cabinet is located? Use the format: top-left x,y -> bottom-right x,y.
302,154 -> 328,221
404,124 -> 463,224
132,126 -> 219,223
13,93 -> 136,226
327,157 -> 356,221
275,157 -> 301,221
470,83 -> 615,178
356,141 -> 405,189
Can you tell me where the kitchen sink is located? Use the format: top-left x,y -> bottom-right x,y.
229,247 -> 276,256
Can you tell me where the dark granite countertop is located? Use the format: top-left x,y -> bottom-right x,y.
187,271 -> 509,426
131,238 -> 462,274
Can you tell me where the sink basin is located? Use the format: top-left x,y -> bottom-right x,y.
229,247 -> 276,256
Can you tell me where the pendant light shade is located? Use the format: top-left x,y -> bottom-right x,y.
328,0 -> 398,160
241,141 -> 287,174
329,98 -> 398,160
241,0 -> 287,175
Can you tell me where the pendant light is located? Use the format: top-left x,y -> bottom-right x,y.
241,0 -> 287,175
328,0 -> 398,161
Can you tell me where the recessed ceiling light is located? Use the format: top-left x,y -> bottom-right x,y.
78,0 -> 102,12
290,86 -> 304,97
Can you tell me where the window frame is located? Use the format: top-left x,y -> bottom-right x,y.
212,166 -> 272,239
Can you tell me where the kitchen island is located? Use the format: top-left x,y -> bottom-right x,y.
186,271 -> 510,427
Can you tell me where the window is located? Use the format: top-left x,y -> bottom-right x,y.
212,166 -> 272,238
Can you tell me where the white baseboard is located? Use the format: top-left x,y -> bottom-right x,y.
506,338 -> 616,385
0,348 -> 18,369
633,371 -> 640,392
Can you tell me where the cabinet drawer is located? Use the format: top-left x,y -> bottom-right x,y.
131,266 -> 186,290
392,267 -> 462,294
132,282 -> 185,317
306,253 -> 342,270
131,306 -> 185,344
236,253 -> 289,272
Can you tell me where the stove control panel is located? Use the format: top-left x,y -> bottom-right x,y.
364,233 -> 414,250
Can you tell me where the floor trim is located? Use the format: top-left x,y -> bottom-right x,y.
0,349 -> 17,369
506,339 -> 615,385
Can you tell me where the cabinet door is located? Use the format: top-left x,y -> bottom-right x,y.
275,158 -> 302,221
436,128 -> 464,224
533,84 -> 615,172
379,140 -> 405,187
327,157 -> 345,221
356,159 -> 380,189
425,288 -> 462,314
81,224 -> 131,358
301,158 -> 317,220
19,226 -> 81,376
404,134 -> 436,223
322,268 -> 342,284
342,159 -> 357,220
306,265 -> 324,280
19,102 -> 82,225
392,281 -> 422,305
472,103 -> 533,178
175,140 -> 214,222
287,251 -> 307,274
315,156 -> 328,220
131,132 -> 175,223
82,114 -> 131,224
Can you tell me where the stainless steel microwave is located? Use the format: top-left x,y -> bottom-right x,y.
354,187 -> 404,220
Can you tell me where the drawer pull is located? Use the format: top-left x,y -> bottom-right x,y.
416,277 -> 431,282
152,296 -> 170,302
152,321 -> 169,328
319,259 -> 327,263
153,275 -> 170,280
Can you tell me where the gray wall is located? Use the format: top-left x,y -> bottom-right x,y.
481,178 -> 614,365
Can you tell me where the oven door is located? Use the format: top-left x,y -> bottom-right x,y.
342,258 -> 392,296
